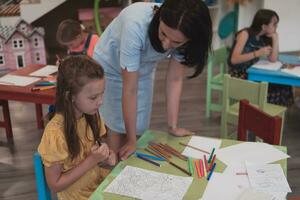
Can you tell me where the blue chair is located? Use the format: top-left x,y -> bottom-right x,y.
33,152 -> 52,200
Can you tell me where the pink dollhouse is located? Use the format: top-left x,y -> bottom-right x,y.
0,19 -> 46,71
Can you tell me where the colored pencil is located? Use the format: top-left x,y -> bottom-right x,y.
31,85 -> 56,91
199,159 -> 204,177
179,142 -> 210,154
161,143 -> 188,161
208,147 -> 215,163
204,155 -> 209,173
207,163 -> 216,181
169,161 -> 192,176
135,152 -> 165,161
188,157 -> 193,175
194,160 -> 201,178
136,154 -> 161,167
208,154 -> 216,171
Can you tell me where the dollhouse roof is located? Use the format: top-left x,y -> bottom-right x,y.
0,19 -> 44,43
0,4 -> 20,17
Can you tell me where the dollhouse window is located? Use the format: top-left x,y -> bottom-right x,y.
12,39 -> 24,49
0,39 -> 2,51
0,54 -> 4,65
35,52 -> 40,62
33,37 -> 39,47
20,23 -> 27,32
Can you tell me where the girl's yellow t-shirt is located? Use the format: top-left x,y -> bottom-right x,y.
38,114 -> 107,200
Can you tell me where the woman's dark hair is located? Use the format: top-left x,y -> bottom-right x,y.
56,19 -> 83,45
55,55 -> 104,159
149,0 -> 212,78
248,9 -> 279,45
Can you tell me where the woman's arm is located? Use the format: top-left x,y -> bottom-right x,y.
268,32 -> 279,62
119,68 -> 139,160
45,143 -> 109,192
166,58 -> 194,136
230,31 -> 272,65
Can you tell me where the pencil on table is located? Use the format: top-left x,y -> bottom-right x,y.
207,163 -> 217,181
31,85 -> 56,91
208,154 -> 216,171
161,143 -> 188,161
169,160 -> 192,176
199,159 -> 204,177
208,147 -> 215,163
179,142 -> 210,154
204,155 -> 209,173
136,154 -> 161,167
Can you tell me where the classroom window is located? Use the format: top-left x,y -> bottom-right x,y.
35,52 -> 40,62
12,39 -> 24,49
33,37 -> 39,47
0,54 -> 4,65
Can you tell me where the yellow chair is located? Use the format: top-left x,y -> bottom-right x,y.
205,47 -> 228,118
220,74 -> 287,144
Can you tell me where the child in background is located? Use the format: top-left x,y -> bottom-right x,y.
56,19 -> 99,57
228,9 -> 293,106
38,56 -> 116,200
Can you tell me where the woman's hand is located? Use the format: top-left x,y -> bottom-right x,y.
90,143 -> 110,165
168,127 -> 195,137
119,139 -> 136,161
257,46 -> 272,57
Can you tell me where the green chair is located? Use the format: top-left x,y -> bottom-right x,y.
220,74 -> 287,144
205,47 -> 228,118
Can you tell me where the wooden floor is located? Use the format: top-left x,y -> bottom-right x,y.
0,60 -> 299,199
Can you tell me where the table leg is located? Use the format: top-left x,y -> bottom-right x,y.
35,104 -> 44,129
0,100 -> 13,139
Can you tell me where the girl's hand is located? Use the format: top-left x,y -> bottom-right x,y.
168,127 -> 195,137
119,140 -> 136,161
106,150 -> 117,166
257,46 -> 272,57
90,143 -> 110,165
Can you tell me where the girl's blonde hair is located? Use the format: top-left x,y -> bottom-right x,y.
55,55 -> 104,159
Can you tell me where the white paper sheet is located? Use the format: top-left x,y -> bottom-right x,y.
237,188 -> 279,200
201,172 -> 244,200
104,166 -> 193,200
281,67 -> 300,77
217,142 -> 289,166
246,162 -> 291,193
181,136 -> 222,159
29,65 -> 58,77
252,61 -> 282,71
0,75 -> 40,86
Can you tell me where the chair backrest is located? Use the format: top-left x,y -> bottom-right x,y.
238,99 -> 282,145
222,74 -> 268,111
33,152 -> 52,200
208,47 -> 228,72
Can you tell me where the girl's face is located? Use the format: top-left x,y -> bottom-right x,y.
158,20 -> 188,50
263,16 -> 278,35
65,34 -> 84,50
72,78 -> 105,119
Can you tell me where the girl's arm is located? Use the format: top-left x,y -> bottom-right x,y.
119,68 -> 139,160
268,32 -> 279,62
45,143 -> 109,192
166,58 -> 194,136
230,31 -> 272,65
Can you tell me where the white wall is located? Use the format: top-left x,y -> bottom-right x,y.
238,0 -> 262,30
20,0 -> 66,24
264,0 -> 300,52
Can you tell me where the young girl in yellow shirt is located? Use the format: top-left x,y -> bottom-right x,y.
38,55 -> 116,200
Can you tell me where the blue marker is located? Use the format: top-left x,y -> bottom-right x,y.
207,163 -> 216,181
135,152 -> 165,161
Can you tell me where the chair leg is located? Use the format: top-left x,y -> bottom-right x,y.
279,112 -> 285,145
1,100 -> 13,139
206,84 -> 212,118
